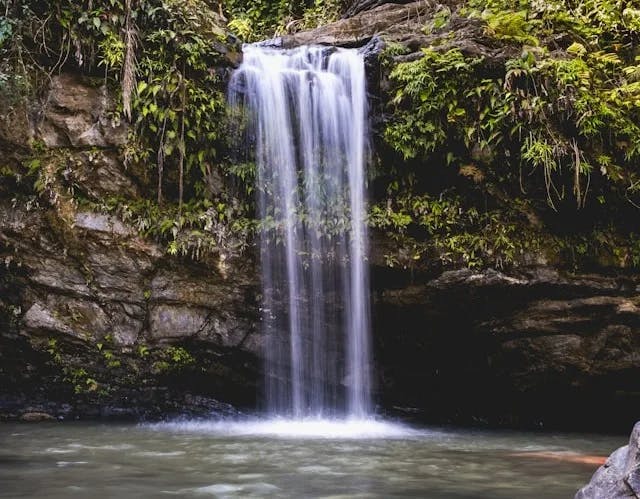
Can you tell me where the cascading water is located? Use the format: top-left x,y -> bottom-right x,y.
229,45 -> 372,419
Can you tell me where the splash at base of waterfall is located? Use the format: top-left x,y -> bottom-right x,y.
148,418 -> 419,439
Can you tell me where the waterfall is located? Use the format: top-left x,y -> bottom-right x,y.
230,45 -> 372,419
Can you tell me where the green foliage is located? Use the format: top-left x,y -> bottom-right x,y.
227,17 -> 252,40
385,49 -> 481,160
379,42 -> 410,68
1,0 -> 236,195
152,345 -> 195,373
369,190 -> 541,269
97,335 -> 121,368
1,0 -> 259,260
84,195 -> 255,260
101,349 -> 121,368
98,31 -> 126,70
224,0 -> 342,41
126,1 -> 232,206
423,6 -> 451,34
45,338 -> 102,394
0,0 -> 40,106
385,0 -> 640,211
381,0 -> 640,269
299,0 -> 342,33
464,0 -> 640,52
484,10 -> 538,44
555,229 -> 640,270
64,367 -> 99,394
166,346 -> 195,366
46,338 -> 62,363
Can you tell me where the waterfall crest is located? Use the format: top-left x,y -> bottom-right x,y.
230,45 -> 371,419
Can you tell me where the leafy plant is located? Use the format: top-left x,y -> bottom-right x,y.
224,0 -> 343,41
369,190 -> 542,269
381,0 -> 640,270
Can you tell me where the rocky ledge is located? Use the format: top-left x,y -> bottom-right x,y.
279,0 -> 512,62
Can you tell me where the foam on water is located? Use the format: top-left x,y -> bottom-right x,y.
165,482 -> 281,496
147,418 -> 421,440
133,451 -> 186,457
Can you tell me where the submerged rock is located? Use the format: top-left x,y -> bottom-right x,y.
19,411 -> 56,422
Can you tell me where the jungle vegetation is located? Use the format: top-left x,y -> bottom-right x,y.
0,0 -> 638,270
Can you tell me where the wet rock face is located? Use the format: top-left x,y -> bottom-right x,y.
0,74 -> 261,420
0,196 -> 262,418
2,70 -> 640,428
343,0 -> 416,18
373,265 -> 640,430
576,422 -> 640,498
38,74 -> 127,148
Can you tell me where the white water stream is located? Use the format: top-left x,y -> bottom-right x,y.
230,45 -> 372,420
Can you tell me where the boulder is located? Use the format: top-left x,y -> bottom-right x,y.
576,422 -> 640,498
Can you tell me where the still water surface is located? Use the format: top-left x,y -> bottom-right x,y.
0,419 -> 623,498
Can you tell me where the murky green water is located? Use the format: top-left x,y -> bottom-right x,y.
0,419 -> 623,498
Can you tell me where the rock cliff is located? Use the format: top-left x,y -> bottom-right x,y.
1,0 -> 639,430
0,73 -> 260,419
373,265 -> 640,429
